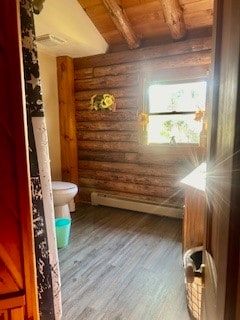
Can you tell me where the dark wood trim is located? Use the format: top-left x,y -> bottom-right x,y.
204,0 -> 240,318
225,50 -> 240,320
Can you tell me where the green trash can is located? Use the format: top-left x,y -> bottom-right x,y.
55,218 -> 71,249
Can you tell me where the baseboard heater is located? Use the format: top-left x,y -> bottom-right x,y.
91,192 -> 183,219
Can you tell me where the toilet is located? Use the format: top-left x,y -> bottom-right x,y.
52,181 -> 78,218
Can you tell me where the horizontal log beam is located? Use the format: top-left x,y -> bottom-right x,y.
160,0 -> 187,40
75,110 -> 137,122
74,37 -> 212,68
77,130 -> 138,142
91,50 -> 211,78
79,177 -> 179,198
75,87 -> 138,100
79,151 -> 127,163
77,140 -> 139,152
76,121 -> 138,131
74,53 -> 211,90
74,67 -> 93,79
75,74 -> 138,90
103,0 -> 140,49
78,169 -> 177,187
75,97 -> 138,111
75,59 -> 210,81
78,151 -> 188,167
78,160 -> 186,176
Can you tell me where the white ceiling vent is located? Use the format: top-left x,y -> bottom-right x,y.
36,34 -> 67,46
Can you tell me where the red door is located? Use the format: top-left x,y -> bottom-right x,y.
0,1 -> 39,319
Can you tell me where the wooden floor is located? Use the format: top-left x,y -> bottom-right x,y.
58,204 -> 190,320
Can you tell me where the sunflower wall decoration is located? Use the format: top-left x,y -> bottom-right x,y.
90,94 -> 116,111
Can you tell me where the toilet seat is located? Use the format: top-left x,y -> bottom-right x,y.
52,181 -> 77,191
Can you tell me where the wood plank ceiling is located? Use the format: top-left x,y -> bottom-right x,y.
77,0 -> 214,52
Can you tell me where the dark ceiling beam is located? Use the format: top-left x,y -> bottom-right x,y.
160,0 -> 187,40
102,0 -> 140,49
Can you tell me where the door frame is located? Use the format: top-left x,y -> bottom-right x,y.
204,0 -> 240,318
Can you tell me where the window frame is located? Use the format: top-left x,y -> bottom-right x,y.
141,77 -> 209,147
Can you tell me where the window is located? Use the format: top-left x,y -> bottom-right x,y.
144,80 -> 207,145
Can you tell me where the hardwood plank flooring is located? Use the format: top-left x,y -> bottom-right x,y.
58,204 -> 190,320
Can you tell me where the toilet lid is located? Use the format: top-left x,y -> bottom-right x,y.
52,181 -> 77,191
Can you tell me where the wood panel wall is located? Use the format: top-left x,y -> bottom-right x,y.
72,36 -> 212,208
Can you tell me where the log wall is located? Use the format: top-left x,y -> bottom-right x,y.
73,37 -> 212,207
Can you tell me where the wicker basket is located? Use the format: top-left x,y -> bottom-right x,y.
183,247 -> 204,320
